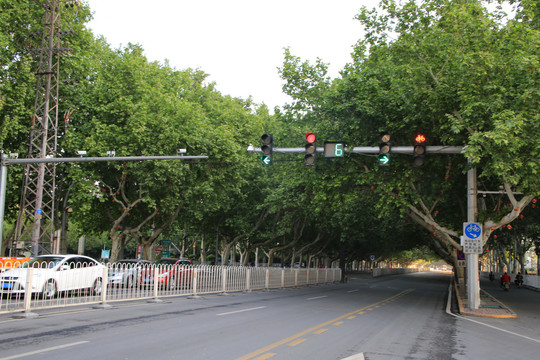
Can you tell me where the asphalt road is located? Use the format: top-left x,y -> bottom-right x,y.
0,272 -> 538,360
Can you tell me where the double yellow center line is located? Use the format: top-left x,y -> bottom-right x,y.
236,288 -> 414,360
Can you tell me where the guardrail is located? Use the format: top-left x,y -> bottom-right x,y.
0,264 -> 341,315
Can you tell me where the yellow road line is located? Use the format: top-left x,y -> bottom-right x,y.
253,353 -> 275,360
287,338 -> 306,346
235,289 -> 414,360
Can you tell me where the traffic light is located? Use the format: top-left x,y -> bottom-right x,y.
378,132 -> 391,166
412,132 -> 426,167
304,132 -> 316,166
260,134 -> 273,166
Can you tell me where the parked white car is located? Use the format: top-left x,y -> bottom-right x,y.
0,254 -> 106,299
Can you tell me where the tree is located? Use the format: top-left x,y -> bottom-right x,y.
62,42 -> 269,262
278,0 -> 539,270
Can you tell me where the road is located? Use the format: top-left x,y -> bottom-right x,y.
0,272 -> 538,360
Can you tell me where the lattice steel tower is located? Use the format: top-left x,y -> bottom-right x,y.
12,0 -> 78,256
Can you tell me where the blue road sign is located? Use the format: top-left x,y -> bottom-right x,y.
464,222 -> 482,239
457,250 -> 465,261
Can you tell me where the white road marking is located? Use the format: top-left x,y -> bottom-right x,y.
446,284 -> 540,344
0,341 -> 89,360
306,296 -> 328,300
217,306 -> 266,316
347,289 -> 359,293
341,353 -> 365,360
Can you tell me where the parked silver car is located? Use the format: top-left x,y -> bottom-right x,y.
0,254 -> 105,299
108,259 -> 151,287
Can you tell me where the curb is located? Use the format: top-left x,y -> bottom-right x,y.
453,281 -> 517,318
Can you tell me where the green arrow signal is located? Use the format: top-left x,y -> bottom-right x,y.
260,155 -> 272,165
378,154 -> 390,165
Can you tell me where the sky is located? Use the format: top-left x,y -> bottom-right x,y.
84,0 -> 379,109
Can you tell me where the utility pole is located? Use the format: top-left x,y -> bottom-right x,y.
12,0 -> 79,256
467,165 -> 480,309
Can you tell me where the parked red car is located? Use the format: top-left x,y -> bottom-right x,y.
139,258 -> 192,289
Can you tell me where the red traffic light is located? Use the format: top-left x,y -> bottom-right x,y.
412,132 -> 426,167
414,133 -> 427,144
305,132 -> 316,143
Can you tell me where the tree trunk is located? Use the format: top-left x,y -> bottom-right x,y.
267,248 -> 275,267
200,233 -> 206,264
110,235 -> 125,262
220,241 -> 233,265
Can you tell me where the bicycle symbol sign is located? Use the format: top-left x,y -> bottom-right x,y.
464,223 -> 482,239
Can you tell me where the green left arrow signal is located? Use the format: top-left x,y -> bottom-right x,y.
260,155 -> 272,165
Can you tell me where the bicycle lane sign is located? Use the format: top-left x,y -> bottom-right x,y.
463,222 -> 483,254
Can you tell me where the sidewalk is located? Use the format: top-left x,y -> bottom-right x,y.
453,281 -> 517,318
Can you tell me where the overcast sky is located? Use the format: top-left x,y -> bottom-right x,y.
84,0 -> 379,109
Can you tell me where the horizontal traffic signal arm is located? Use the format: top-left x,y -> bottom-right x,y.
2,155 -> 209,165
248,146 -> 463,154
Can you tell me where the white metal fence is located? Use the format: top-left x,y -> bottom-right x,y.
0,263 -> 341,315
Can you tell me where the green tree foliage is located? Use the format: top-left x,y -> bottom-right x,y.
277,0 -> 538,266
2,0 -> 537,270
63,43 -> 267,261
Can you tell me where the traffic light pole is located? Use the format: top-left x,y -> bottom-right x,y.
0,154 -> 208,255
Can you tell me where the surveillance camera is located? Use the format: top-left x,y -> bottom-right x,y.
177,149 -> 187,154
77,150 -> 87,156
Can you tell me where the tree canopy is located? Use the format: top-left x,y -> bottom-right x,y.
1,0 -> 537,270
